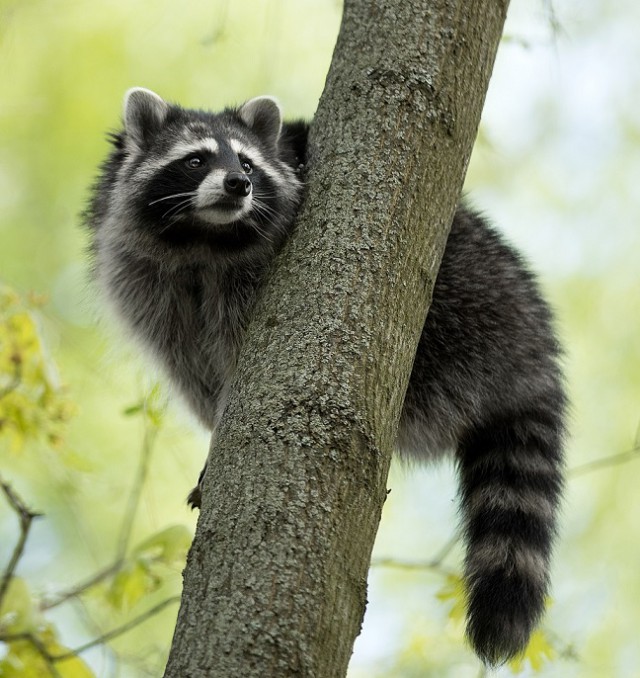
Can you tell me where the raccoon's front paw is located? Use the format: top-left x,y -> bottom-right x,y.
186,462 -> 208,510
187,484 -> 201,510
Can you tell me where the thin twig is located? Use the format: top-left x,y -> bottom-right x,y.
51,596 -> 181,662
371,533 -> 460,575
0,476 -> 42,609
429,533 -> 460,567
569,445 -> 640,478
43,404 -> 161,611
371,556 -> 457,577
41,559 -> 123,611
116,415 -> 159,561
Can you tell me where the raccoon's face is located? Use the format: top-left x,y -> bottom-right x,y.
114,88 -> 301,253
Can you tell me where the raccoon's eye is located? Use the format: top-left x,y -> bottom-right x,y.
185,155 -> 204,169
240,158 -> 253,174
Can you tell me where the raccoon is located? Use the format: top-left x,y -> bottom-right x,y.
85,88 -> 566,666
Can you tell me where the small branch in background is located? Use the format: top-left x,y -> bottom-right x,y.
2,597 -> 179,672
37,397 -> 170,672
41,560 -> 124,611
0,475 -> 42,609
371,534 -> 460,576
51,596 -> 180,662
569,444 -> 640,478
44,400 -> 162,611
116,413 -> 159,562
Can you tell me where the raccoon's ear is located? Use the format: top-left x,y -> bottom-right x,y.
123,88 -> 169,149
238,96 -> 283,148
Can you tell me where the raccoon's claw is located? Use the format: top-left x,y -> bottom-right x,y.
187,462 -> 207,510
187,484 -> 202,510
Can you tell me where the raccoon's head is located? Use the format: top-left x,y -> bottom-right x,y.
95,88 -> 304,261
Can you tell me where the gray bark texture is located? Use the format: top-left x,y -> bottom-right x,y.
163,0 -> 508,676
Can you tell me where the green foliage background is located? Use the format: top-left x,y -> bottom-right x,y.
0,0 -> 639,676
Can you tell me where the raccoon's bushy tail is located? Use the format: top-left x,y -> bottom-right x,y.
458,405 -> 565,665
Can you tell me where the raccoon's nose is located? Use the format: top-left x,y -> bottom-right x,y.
224,172 -> 252,197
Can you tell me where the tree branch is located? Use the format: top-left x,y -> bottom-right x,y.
116,413 -> 158,561
40,560 -> 123,611
51,596 -> 180,662
42,408 -> 160,611
569,444 -> 640,477
0,475 -> 42,609
371,534 -> 460,575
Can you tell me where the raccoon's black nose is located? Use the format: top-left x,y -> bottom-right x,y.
224,172 -> 252,197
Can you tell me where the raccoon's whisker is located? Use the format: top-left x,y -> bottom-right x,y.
251,199 -> 280,220
251,222 -> 274,244
249,206 -> 281,234
160,197 -> 193,220
252,189 -> 280,199
148,191 -> 197,206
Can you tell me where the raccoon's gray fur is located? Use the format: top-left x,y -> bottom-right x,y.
85,88 -> 566,666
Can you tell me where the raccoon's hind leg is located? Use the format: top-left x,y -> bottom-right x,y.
457,406 -> 564,665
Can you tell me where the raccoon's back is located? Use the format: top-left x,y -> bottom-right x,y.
401,206 -> 563,457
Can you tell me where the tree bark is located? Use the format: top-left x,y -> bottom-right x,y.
164,0 -> 508,676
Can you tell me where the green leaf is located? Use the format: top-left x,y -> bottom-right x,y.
0,639 -> 95,678
122,384 -> 166,426
0,640 -> 49,677
0,577 -> 39,634
106,560 -> 160,611
47,644 -> 95,678
435,573 -> 466,625
508,629 -> 556,674
0,286 -> 75,454
133,524 -> 191,566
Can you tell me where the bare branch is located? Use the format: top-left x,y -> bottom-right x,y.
569,444 -> 640,477
41,559 -> 123,611
51,596 -> 180,662
44,403 -> 161,611
371,534 -> 460,575
116,413 -> 159,561
0,475 -> 42,609
370,556 -> 458,578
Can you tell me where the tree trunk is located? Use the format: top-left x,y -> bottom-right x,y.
163,0 -> 508,676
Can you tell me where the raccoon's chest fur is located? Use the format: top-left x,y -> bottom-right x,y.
102,248 -> 257,428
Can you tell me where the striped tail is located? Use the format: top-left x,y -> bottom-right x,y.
458,406 -> 565,665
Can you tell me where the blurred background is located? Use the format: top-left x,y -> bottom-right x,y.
0,0 -> 638,676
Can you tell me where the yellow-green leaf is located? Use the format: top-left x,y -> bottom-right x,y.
508,629 -> 556,674
122,384 -> 166,427
134,524 -> 191,565
0,286 -> 75,454
0,639 -> 50,678
0,639 -> 95,678
106,561 -> 160,611
0,577 -> 39,634
435,573 -> 466,624
47,644 -> 95,678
